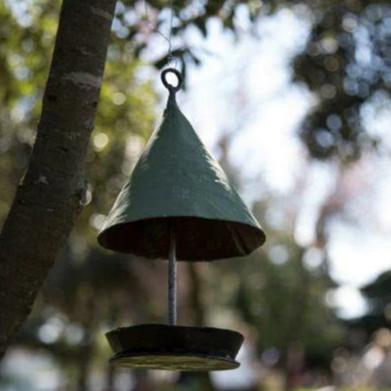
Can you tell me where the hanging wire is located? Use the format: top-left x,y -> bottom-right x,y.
143,0 -> 177,67
168,0 -> 175,64
142,2 -> 179,327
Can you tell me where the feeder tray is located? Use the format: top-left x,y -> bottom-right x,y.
106,324 -> 243,371
99,68 -> 265,372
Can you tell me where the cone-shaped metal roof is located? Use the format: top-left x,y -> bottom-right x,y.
98,69 -> 265,261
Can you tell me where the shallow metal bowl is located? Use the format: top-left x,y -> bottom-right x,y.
106,324 -> 243,371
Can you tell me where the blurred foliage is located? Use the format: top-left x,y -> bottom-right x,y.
0,0 -> 389,390
0,0 -> 59,221
205,167 -> 344,386
113,0 -> 391,161
0,0 -> 157,233
362,271 -> 391,311
347,271 -> 391,341
0,2 -> 158,387
294,1 -> 391,160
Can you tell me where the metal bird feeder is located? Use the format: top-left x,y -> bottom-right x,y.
98,68 -> 266,371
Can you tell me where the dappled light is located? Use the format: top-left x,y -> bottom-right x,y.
0,0 -> 390,390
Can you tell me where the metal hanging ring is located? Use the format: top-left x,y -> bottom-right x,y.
161,68 -> 183,93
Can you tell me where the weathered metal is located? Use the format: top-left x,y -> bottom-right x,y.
100,68 -> 266,371
106,324 -> 243,371
98,69 -> 265,261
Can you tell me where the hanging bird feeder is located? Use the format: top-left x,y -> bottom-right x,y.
98,68 -> 266,371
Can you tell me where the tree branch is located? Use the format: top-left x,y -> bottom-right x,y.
0,0 -> 117,359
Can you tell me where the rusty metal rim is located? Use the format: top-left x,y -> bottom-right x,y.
105,324 -> 244,371
109,351 -> 240,371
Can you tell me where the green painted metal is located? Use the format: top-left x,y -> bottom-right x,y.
98,73 -> 265,261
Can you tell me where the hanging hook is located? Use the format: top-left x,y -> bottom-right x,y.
161,68 -> 183,94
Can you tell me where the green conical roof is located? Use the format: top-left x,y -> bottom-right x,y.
98,83 -> 265,261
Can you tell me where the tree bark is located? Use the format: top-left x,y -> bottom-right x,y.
0,0 -> 116,359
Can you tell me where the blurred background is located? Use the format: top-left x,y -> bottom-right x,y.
0,0 -> 391,390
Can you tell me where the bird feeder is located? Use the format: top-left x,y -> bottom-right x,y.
98,68 -> 266,371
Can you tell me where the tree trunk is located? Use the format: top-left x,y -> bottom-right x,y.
283,250 -> 308,391
0,0 -> 116,360
77,339 -> 93,391
105,364 -> 116,391
188,263 -> 206,326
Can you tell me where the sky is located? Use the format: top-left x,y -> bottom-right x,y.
150,6 -> 391,319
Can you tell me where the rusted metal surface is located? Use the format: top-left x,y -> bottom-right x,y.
108,353 -> 239,371
106,324 -> 243,371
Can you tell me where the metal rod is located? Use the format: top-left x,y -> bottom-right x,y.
168,228 -> 177,325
